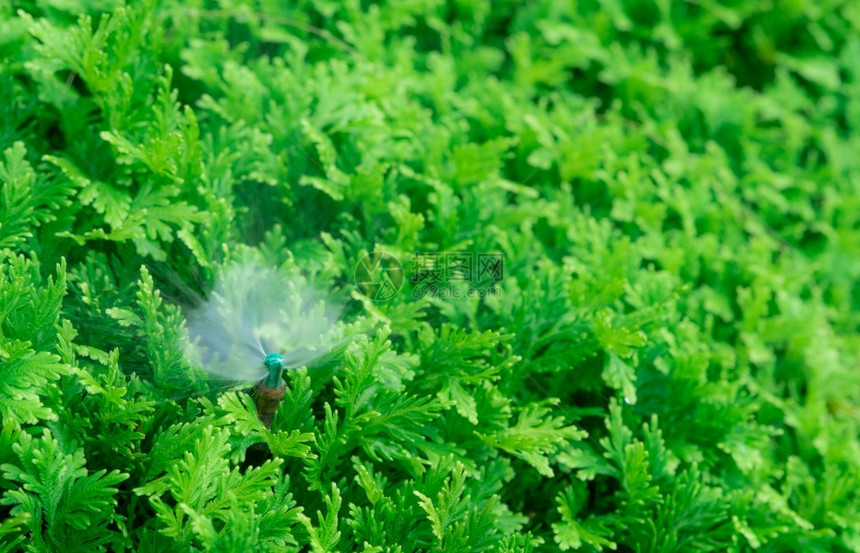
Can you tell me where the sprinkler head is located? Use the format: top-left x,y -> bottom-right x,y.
263,353 -> 285,388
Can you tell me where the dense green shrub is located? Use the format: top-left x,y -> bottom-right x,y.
1,0 -> 859,551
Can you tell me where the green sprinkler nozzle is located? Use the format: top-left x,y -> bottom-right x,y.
264,353 -> 286,388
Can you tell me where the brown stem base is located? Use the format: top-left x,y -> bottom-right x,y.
254,381 -> 286,428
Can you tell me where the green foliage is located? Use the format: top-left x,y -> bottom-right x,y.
0,256 -> 72,425
0,429 -> 127,552
1,0 -> 859,551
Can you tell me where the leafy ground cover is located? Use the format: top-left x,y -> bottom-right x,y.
1,0 -> 859,551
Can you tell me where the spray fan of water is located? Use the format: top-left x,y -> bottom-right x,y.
181,261 -> 342,388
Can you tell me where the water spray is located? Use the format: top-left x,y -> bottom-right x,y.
182,261 -> 341,428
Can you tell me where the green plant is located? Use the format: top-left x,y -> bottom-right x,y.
1,0 -> 858,551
